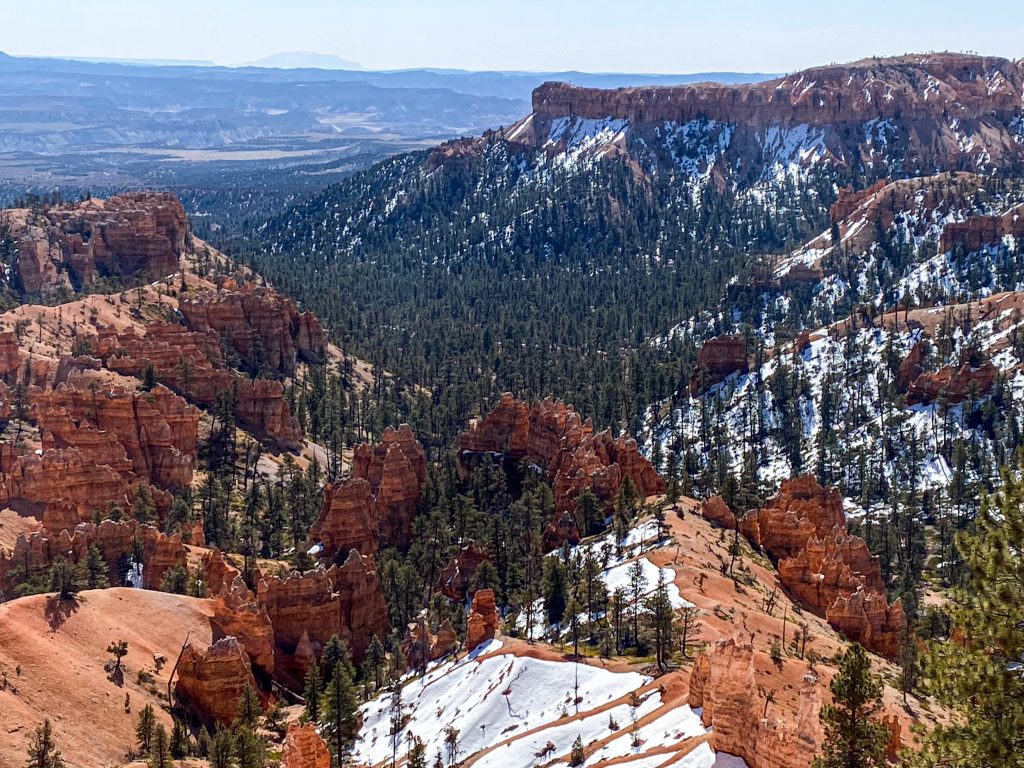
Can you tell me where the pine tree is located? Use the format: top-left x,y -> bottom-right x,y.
149,724 -> 171,768
85,544 -> 108,589
169,718 -> 189,758
235,682 -> 262,730
135,703 -> 155,755
209,729 -> 235,768
234,725 -> 266,768
25,719 -> 64,768
812,643 -> 888,768
909,466 -> 1024,766
303,658 -> 322,723
321,661 -> 357,766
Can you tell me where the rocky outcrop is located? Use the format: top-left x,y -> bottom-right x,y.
352,424 -> 426,549
10,193 -> 186,296
3,448 -> 129,518
282,722 -> 331,768
896,342 -> 927,393
466,588 -> 499,650
179,284 -> 327,376
688,637 -> 823,768
174,637 -> 259,726
257,551 -> 388,685
0,331 -> 22,380
542,509 -> 581,552
522,55 -> 1024,175
311,478 -> 379,559
691,336 -> 749,395
93,323 -> 303,450
940,203 -> 1024,253
0,519 -> 185,594
211,576 -> 276,678
700,496 -> 737,529
905,362 -> 998,405
437,543 -> 491,601
199,549 -> 243,598
403,618 -> 458,669
458,395 -> 664,547
739,476 -> 904,657
34,382 -> 198,489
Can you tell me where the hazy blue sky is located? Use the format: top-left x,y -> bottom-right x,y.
3,0 -> 1021,73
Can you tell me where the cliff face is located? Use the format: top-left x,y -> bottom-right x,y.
471,55 -> 1024,179
458,394 -> 664,549
256,551 -> 388,686
738,476 -> 904,657
8,192 -> 186,296
532,55 -> 1024,126
688,638 -> 823,768
179,283 -> 327,376
174,637 -> 259,726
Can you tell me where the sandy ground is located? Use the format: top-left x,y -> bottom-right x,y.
0,588 -> 214,768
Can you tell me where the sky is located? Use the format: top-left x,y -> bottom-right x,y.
2,0 -> 1022,74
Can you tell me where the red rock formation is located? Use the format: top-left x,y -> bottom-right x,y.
896,342 -> 927,393
700,496 -> 737,529
352,424 -> 426,549
34,382 -> 198,489
41,500 -> 81,534
257,551 -> 388,684
311,478 -> 379,560
179,284 -> 327,375
200,549 -> 242,598
174,637 -> 259,725
282,723 -> 332,768
940,203 -> 1024,253
542,510 -> 581,552
458,395 -> 664,548
830,181 -> 888,223
0,331 -> 22,380
742,476 -> 904,658
691,336 -> 749,395
466,588 -> 499,650
3,447 -> 129,518
210,576 -> 276,679
93,323 -> 303,450
906,362 -> 998,405
739,475 -> 846,559
688,637 -> 823,768
437,543 -> 491,601
403,618 -> 458,669
10,193 -> 186,296
0,519 -> 184,594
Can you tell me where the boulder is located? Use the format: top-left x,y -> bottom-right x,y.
174,637 -> 259,726
700,496 -> 737,529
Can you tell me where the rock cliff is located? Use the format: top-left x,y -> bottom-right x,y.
688,637 -> 823,768
8,193 -> 186,296
738,476 -> 904,657
174,637 -> 259,725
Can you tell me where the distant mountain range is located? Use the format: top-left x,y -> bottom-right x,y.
235,51 -> 364,70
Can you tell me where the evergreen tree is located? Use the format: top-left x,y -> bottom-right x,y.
812,643 -> 888,768
303,658 -> 322,723
135,703 -> 155,756
569,735 -> 586,766
235,683 -> 262,730
149,725 -> 171,768
85,544 -> 109,589
909,466 -> 1024,767
25,719 -> 64,768
321,661 -> 357,766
